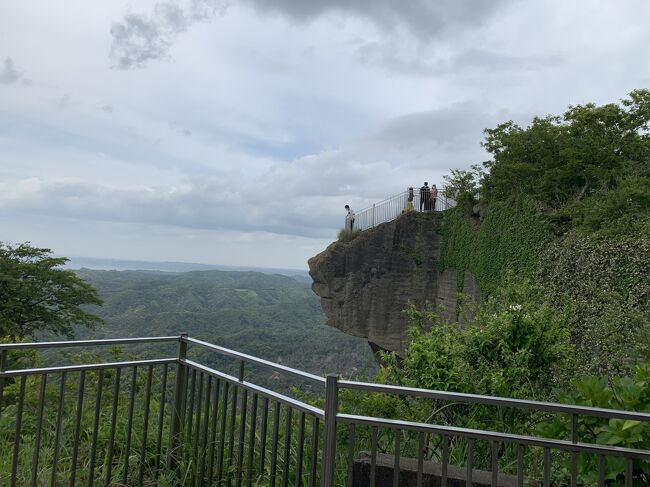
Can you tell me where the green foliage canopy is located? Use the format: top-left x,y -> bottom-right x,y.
0,242 -> 102,339
481,89 -> 650,211
74,268 -> 374,378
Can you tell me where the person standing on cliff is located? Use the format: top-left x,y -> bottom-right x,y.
420,182 -> 430,212
430,184 -> 438,211
404,187 -> 415,212
345,205 -> 355,231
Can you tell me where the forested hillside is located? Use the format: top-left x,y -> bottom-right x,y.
74,268 -> 375,378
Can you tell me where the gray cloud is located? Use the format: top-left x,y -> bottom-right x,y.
100,105 -> 114,114
168,122 -> 192,137
110,0 -> 518,69
109,0 -> 228,69
0,57 -> 23,84
0,177 -> 339,238
356,43 -> 562,76
372,104 -> 491,145
57,95 -> 72,109
242,0 -> 516,39
351,102 -> 512,170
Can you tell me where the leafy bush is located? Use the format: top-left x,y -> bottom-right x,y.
348,282 -> 566,407
561,176 -> 650,236
385,277 -> 571,399
338,278 -> 572,474
537,364 -> 650,485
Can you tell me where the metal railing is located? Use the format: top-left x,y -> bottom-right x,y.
0,335 -> 649,486
353,188 -> 456,232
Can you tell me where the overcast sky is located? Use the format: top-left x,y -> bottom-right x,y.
1,1 -> 648,269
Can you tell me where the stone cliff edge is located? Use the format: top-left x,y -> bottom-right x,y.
308,212 -> 480,356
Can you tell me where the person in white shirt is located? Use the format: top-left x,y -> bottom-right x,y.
344,205 -> 355,231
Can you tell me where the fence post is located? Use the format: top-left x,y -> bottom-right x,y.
321,374 -> 339,486
371,204 -> 375,228
238,359 -> 245,382
0,350 -> 7,415
168,332 -> 188,469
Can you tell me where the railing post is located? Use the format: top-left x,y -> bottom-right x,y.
371,204 -> 376,228
321,374 -> 339,486
238,359 -> 245,382
0,349 -> 7,415
168,333 -> 188,469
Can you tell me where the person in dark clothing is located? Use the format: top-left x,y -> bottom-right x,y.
420,182 -> 430,212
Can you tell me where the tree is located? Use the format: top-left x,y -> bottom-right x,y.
480,89 -> 650,211
442,165 -> 484,203
0,242 -> 102,339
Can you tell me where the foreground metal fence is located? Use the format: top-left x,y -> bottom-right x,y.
353,189 -> 456,232
0,335 -> 648,486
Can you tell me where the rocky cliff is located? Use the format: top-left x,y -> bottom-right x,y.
308,212 -> 480,356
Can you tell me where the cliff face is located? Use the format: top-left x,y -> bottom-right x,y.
308,212 -> 480,356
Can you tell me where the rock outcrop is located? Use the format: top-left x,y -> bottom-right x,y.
308,212 -> 480,356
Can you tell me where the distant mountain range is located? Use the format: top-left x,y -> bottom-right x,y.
65,256 -> 311,281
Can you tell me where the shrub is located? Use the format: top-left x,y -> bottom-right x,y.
337,228 -> 362,242
537,364 -> 650,485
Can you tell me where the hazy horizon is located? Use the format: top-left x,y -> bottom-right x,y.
63,254 -> 311,275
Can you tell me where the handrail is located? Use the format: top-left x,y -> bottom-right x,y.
5,335 -> 647,423
359,190 -> 411,209
2,334 -> 649,485
338,414 -> 650,460
338,380 -> 650,422
0,336 -> 180,351
352,187 -> 456,231
184,336 -> 326,385
0,358 -> 176,378
183,359 -> 324,418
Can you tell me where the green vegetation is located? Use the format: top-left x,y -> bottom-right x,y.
0,260 -> 372,486
73,268 -> 374,378
440,200 -> 549,295
337,228 -> 362,242
387,279 -> 571,399
339,279 -> 573,478
437,89 -> 650,378
0,242 -> 102,339
0,353 -> 320,486
346,90 -> 650,484
538,364 -> 650,484
539,232 -> 650,377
